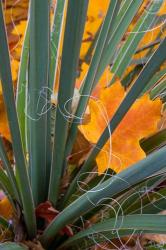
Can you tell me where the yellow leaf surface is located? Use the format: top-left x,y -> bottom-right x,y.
127,1 -> 166,61
4,0 -> 28,25
0,85 -> 10,140
158,0 -> 166,15
80,0 -> 109,59
76,63 -> 118,98
79,82 -> 162,173
0,197 -> 13,219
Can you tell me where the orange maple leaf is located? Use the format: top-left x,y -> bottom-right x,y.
0,196 -> 13,219
79,82 -> 162,173
158,0 -> 166,16
0,89 -> 10,141
80,0 -> 109,59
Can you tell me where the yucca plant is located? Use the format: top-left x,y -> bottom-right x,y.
0,0 -> 166,249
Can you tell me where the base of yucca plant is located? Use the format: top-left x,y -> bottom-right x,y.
0,241 -> 45,250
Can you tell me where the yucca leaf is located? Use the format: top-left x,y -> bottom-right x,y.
128,187 -> 166,215
28,0 -> 50,204
117,174 -> 166,216
106,0 -> 140,44
62,37 -> 166,203
150,76 -> 166,100
48,0 -> 89,206
0,169 -> 15,200
0,137 -> 21,203
76,172 -> 165,225
146,244 -> 166,250
65,0 -> 143,162
46,0 -> 64,189
146,19 -> 166,57
49,0 -> 66,90
142,68 -> 166,96
0,216 -> 11,230
113,0 -> 132,28
108,174 -> 166,217
65,0 -> 121,168
121,65 -> 142,88
151,81 -> 166,100
58,231 -> 141,249
136,38 -> 163,54
0,243 -> 27,250
40,145 -> 166,245
94,0 -> 143,86
59,215 -> 166,249
0,1 -> 36,237
16,21 -> 29,155
83,24 -> 101,64
110,0 -> 163,84
131,55 -> 150,66
134,195 -> 166,215
63,169 -> 112,207
83,0 -> 136,65
140,129 -> 166,155
161,93 -> 166,103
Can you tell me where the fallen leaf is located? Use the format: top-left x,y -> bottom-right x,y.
143,211 -> 166,245
36,201 -> 73,237
158,0 -> 166,16
22,240 -> 44,250
68,130 -> 92,166
80,0 -> 109,60
0,136 -> 13,165
79,82 -> 162,173
0,197 -> 13,219
0,87 -> 10,141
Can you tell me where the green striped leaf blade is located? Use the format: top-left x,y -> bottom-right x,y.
0,1 -> 36,237
110,0 -> 163,84
65,0 -> 144,167
62,38 -> 166,205
40,145 -> 166,246
60,215 -> 166,249
48,0 -> 89,206
28,0 -> 50,205
0,243 -> 27,250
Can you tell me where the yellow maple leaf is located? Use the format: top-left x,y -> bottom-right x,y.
0,197 -> 13,219
0,84 -> 10,141
4,0 -> 28,25
158,0 -> 166,15
79,82 -> 162,173
76,63 -> 114,91
80,0 -> 109,59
